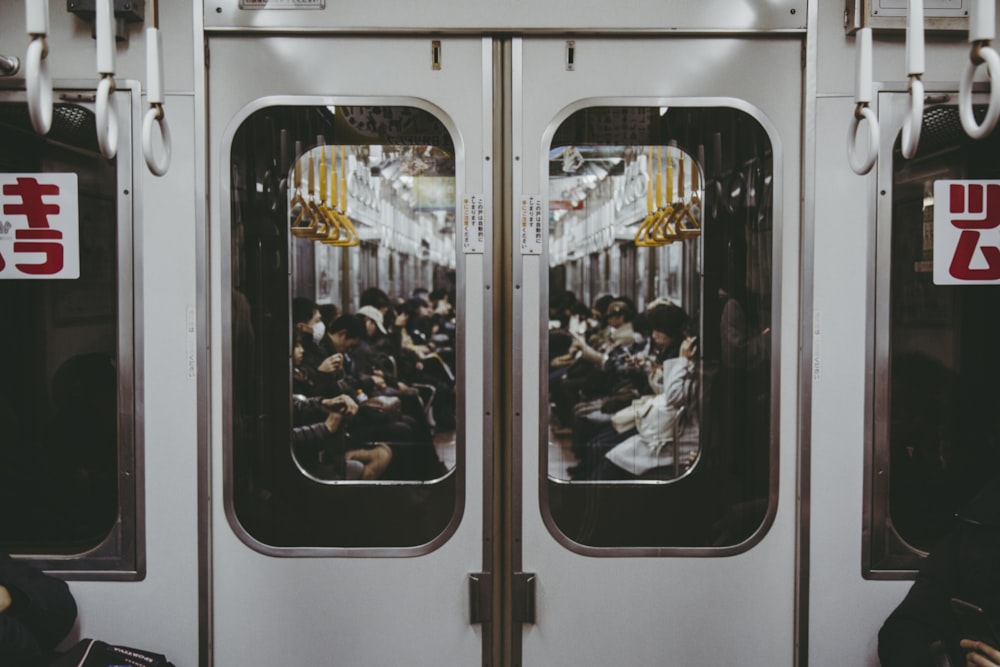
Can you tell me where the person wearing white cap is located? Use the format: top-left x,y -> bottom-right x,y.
357,305 -> 387,337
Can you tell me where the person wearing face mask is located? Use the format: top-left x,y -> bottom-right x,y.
292,297 -> 329,373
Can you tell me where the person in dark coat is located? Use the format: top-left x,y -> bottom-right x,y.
0,553 -> 77,666
878,477 -> 1000,667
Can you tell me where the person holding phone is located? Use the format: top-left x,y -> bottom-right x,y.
960,632 -> 1000,665
878,477 -> 1000,667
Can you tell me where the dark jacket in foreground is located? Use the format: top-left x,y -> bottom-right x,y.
878,478 -> 1000,667
0,553 -> 78,666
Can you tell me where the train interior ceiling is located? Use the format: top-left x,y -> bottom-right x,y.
3,1 -> 1000,666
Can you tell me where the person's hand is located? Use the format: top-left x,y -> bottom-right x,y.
371,373 -> 387,390
680,336 -> 698,360
961,639 -> 1000,666
0,585 -> 10,614
322,394 -> 358,417
551,353 -> 576,368
346,444 -> 393,480
317,354 -> 344,374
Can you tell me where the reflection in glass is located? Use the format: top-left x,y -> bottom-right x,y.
229,105 -> 460,549
544,107 -> 774,549
872,104 -> 1000,571
0,102 -> 125,558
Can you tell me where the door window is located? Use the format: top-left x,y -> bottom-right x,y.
0,97 -> 140,576
543,105 -> 777,551
227,103 -> 462,551
868,102 -> 1000,574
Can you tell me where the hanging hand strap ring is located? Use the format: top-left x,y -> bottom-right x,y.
959,0 -> 1000,140
95,0 -> 118,160
142,0 -> 171,176
901,0 -> 925,158
25,0 -> 52,135
847,28 -> 880,175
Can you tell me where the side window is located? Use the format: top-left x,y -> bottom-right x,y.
227,103 -> 461,552
0,96 -> 140,577
543,105 -> 777,551
867,103 -> 1000,575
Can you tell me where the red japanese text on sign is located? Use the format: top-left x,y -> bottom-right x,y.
0,174 -> 80,279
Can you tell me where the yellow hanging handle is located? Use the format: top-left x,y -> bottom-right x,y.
656,147 -> 664,210
652,151 -> 677,244
332,145 -> 340,212
324,145 -> 359,247
665,150 -> 674,204
318,147 -> 327,209
289,152 -> 310,236
677,155 -> 685,202
339,145 -> 348,214
646,147 -> 654,215
305,151 -> 328,236
677,155 -> 702,240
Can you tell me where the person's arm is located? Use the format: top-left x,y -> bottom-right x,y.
878,533 -> 962,667
0,554 -> 77,656
0,613 -> 44,664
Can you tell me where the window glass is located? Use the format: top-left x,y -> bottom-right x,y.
544,106 -> 775,550
870,104 -> 1000,572
229,104 -> 460,550
0,99 -> 137,572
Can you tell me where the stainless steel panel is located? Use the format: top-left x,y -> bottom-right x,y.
205,0 -> 806,33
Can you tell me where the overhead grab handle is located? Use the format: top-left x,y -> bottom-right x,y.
901,0 -> 924,159
142,0 -> 171,176
959,0 -> 1000,140
847,28 -> 879,175
25,0 -> 52,134
95,0 -> 118,159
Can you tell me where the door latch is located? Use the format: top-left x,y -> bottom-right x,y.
469,572 -> 536,625
469,572 -> 492,624
513,572 -> 536,624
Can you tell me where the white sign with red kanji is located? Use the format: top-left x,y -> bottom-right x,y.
934,180 -> 1000,285
0,173 -> 80,279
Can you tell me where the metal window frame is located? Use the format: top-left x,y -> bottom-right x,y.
0,81 -> 145,580
218,94 -> 470,557
523,94 -> 784,557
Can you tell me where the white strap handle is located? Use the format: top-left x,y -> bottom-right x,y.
901,0 -> 924,159
24,0 -> 51,134
95,0 -> 118,159
142,26 -> 171,176
959,0 -> 1000,140
96,76 -> 118,160
848,28 -> 879,175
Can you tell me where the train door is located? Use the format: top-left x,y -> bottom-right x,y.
809,84 -> 1000,666
511,37 -> 801,665
206,36 -> 493,666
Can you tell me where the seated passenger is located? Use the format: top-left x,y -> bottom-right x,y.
878,476 -> 1000,667
567,302 -> 688,472
395,300 -> 456,431
291,393 -> 392,481
0,553 -> 77,666
551,298 -> 636,430
292,296 -> 329,372
309,314 -> 445,480
587,331 -> 699,481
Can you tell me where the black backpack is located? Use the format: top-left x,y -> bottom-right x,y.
50,639 -> 174,667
